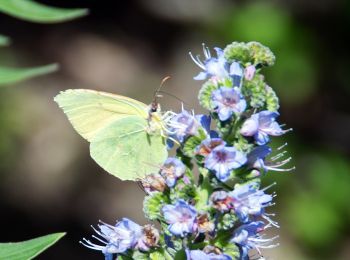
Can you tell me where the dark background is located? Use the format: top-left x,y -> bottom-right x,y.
0,0 -> 349,259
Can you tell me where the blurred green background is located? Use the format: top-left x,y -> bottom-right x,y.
1,0 -> 349,259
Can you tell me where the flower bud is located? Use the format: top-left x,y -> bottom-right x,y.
141,173 -> 166,193
137,224 -> 160,252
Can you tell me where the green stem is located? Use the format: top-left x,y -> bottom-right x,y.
196,168 -> 212,212
225,117 -> 241,144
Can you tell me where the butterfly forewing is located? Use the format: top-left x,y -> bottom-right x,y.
54,89 -> 149,141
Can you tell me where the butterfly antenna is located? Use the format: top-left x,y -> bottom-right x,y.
154,76 -> 171,101
157,90 -> 189,107
150,76 -> 171,113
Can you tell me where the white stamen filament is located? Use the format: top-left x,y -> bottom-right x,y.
80,241 -> 105,251
266,165 -> 296,172
271,157 -> 292,167
188,52 -> 205,69
92,235 -> 108,244
202,43 -> 211,59
271,151 -> 287,161
277,142 -> 288,150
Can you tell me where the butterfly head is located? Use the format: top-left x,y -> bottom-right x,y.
149,101 -> 161,113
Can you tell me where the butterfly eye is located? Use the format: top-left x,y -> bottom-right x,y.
150,104 -> 158,113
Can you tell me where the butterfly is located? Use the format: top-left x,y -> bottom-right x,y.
54,87 -> 175,181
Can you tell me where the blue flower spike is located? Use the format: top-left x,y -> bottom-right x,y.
81,41 -> 293,260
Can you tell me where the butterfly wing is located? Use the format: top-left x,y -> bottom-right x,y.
90,116 -> 167,180
54,89 -> 168,180
54,89 -> 149,141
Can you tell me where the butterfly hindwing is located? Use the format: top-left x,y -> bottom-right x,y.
90,116 -> 167,180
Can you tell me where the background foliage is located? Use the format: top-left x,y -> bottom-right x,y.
0,0 -> 349,259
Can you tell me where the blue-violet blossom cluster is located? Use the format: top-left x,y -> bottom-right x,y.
82,41 -> 293,259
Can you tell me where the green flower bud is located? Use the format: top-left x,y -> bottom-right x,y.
242,73 -> 266,109
224,42 -> 251,64
214,232 -> 240,258
182,129 -> 207,158
247,41 -> 275,66
221,243 -> 240,259
143,192 -> 168,221
233,134 -> 254,154
198,79 -> 219,110
169,181 -> 197,202
217,212 -> 238,230
265,85 -> 280,111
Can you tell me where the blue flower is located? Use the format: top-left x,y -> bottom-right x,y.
229,182 -> 278,227
162,199 -> 197,237
196,114 -> 220,138
186,249 -> 232,260
247,144 -> 295,173
169,110 -> 200,143
190,45 -> 229,80
205,145 -> 247,182
247,145 -> 272,173
230,221 -> 278,259
186,250 -> 210,260
80,218 -> 142,259
240,111 -> 289,145
161,157 -> 186,187
196,114 -> 211,133
196,138 -> 226,157
229,62 -> 244,87
211,87 -> 247,121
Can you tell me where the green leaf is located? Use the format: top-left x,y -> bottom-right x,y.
0,64 -> 58,86
0,0 -> 88,23
0,34 -> 11,46
0,232 -> 66,260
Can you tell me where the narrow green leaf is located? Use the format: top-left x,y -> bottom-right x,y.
0,232 -> 66,260
0,34 -> 11,46
0,0 -> 88,23
0,63 -> 58,86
